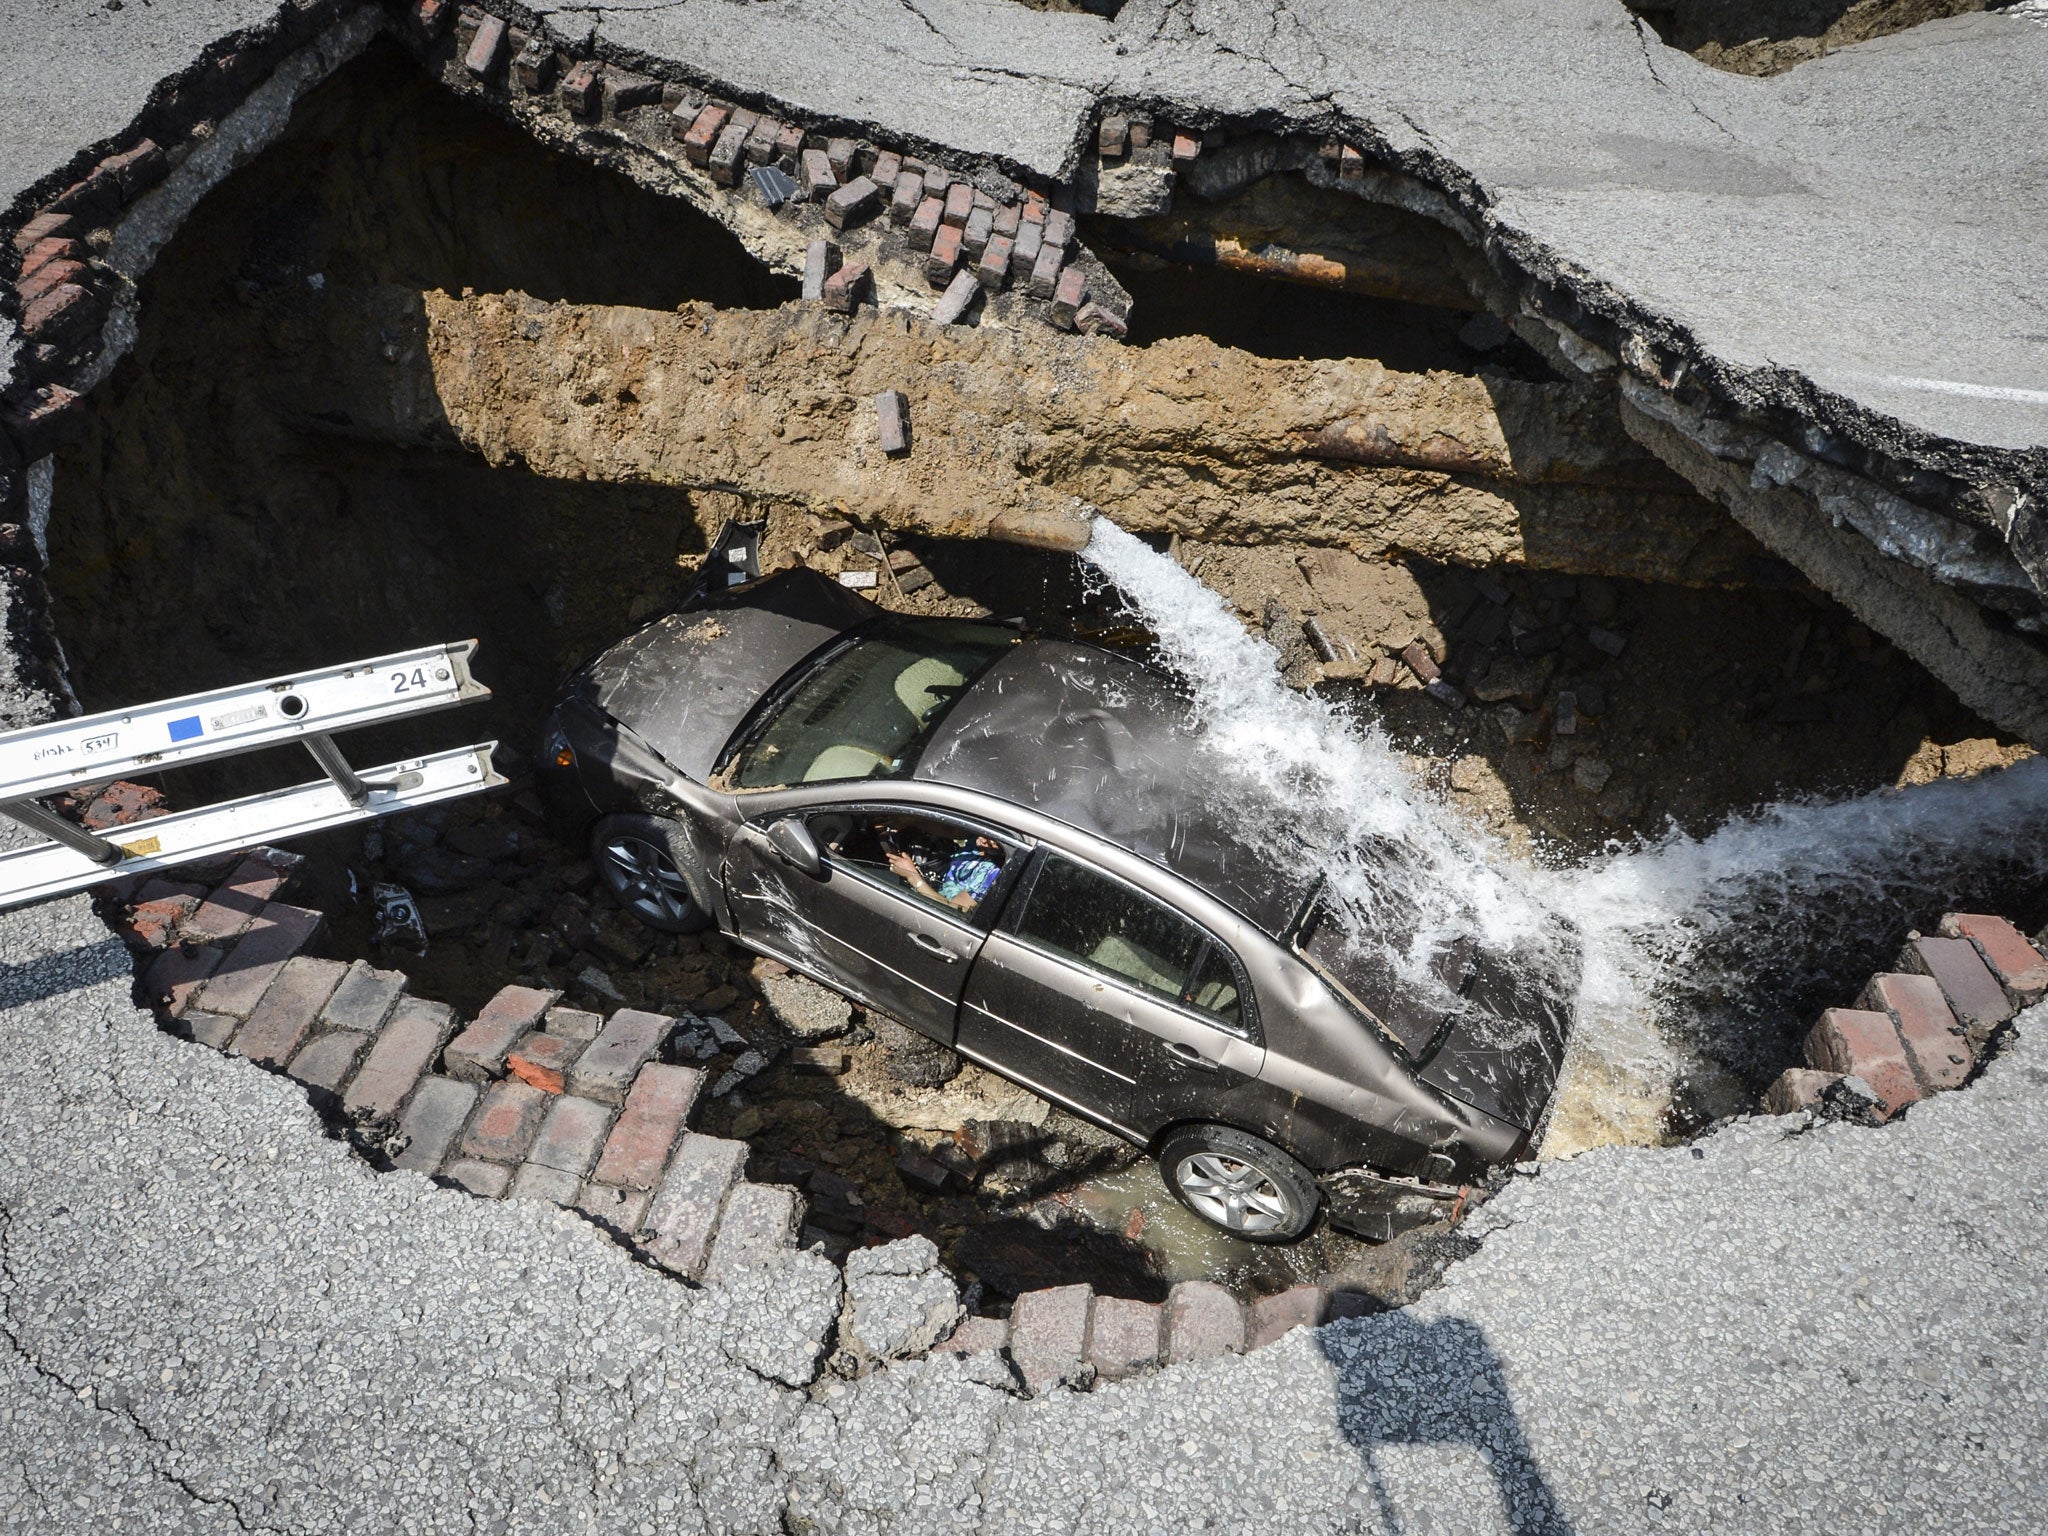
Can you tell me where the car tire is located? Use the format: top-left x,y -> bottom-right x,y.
1157,1124 -> 1319,1243
589,812 -> 714,935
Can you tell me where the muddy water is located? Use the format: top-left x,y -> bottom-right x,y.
1077,516 -> 2048,1165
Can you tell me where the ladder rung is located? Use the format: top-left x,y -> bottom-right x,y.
0,641 -> 487,804
0,743 -> 504,911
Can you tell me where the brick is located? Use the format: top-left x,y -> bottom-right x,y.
802,238 -> 832,300
962,205 -> 994,260
680,102 -> 729,161
1022,190 -> 1048,224
144,945 -> 223,1018
643,1132 -> 749,1278
392,1076 -> 478,1175
186,853 -> 300,941
184,1011 -> 239,1050
560,61 -> 602,117
800,148 -> 837,199
744,115 -> 782,164
1247,1285 -> 1329,1350
287,1030 -> 371,1093
1338,143 -> 1365,180
1899,935 -> 2014,1042
821,260 -> 869,313
1098,114 -> 1129,159
0,383 -> 82,459
12,212 -> 74,253
871,150 -> 902,188
1803,1007 -> 1920,1117
890,171 -> 923,225
926,223 -> 963,286
823,176 -> 881,231
1043,208 -> 1075,248
512,36 -> 556,92
1861,972 -> 1972,1092
1013,220 -> 1044,271
462,13 -> 506,76
344,998 -> 460,1120
1089,1296 -> 1163,1380
708,121 -> 749,186
589,1061 -> 701,1165
122,893 -> 196,950
1025,240 -> 1063,299
727,107 -> 763,139
909,196 -> 944,244
545,1006 -> 603,1042
190,904 -> 323,1020
1165,1280 -> 1245,1363
528,1094 -> 616,1175
1941,913 -> 2048,1004
826,138 -> 859,179
1074,302 -> 1128,340
1128,118 -> 1153,150
1172,132 -> 1200,164
1009,1285 -> 1092,1391
18,258 -> 87,307
1761,1066 -> 1842,1115
930,268 -> 979,326
20,238 -> 86,280
444,984 -> 558,1083
975,234 -> 1014,292
507,1032 -> 585,1094
931,1315 -> 1007,1355
941,182 -> 973,228
320,960 -> 407,1034
443,1158 -> 512,1198
22,283 -> 95,343
459,1079 -> 551,1164
568,1008 -> 672,1104
704,1182 -> 803,1281
409,0 -> 452,41
875,390 -> 910,455
922,165 -> 952,199
579,1182 -> 650,1234
790,1046 -> 849,1074
773,122 -> 805,167
231,956 -> 347,1068
1050,266 -> 1087,328
509,1163 -> 581,1205
48,173 -> 118,224
607,72 -> 663,114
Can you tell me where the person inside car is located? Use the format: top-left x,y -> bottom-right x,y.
884,830 -> 1003,914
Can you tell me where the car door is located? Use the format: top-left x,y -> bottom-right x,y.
723,804 -> 1022,1044
956,850 -> 1266,1139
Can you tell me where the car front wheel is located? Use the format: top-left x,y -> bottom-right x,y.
590,812 -> 714,934
1157,1124 -> 1319,1243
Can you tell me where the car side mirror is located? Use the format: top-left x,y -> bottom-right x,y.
766,818 -> 824,877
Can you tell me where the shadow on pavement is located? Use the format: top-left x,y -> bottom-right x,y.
1318,1313 -> 1574,1536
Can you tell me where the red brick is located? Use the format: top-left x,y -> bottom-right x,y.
1074,302 -> 1128,340
185,1011 -> 239,1050
1050,266 -> 1087,328
941,182 -> 973,228
800,147 -> 837,198
1022,190 -> 1048,224
22,283 -> 94,342
962,205 -> 994,260
231,956 -> 347,1068
825,138 -> 859,179
462,13 -> 506,76
643,1132 -> 749,1278
344,998 -> 460,1120
976,234 -> 1014,292
824,176 -> 880,232
444,984 -> 558,1082
1900,935 -> 2013,1041
100,140 -> 166,199
409,0 -> 452,41
821,260 -> 869,313
190,903 -> 324,1019
992,202 -> 1021,239
774,122 -> 805,166
1247,1284 -> 1329,1350
48,173 -> 118,224
1861,972 -> 1972,1092
922,165 -> 953,199
930,268 -> 979,326
20,237 -> 87,279
319,961 -> 407,1034
578,1182 -> 649,1233
1803,1006 -> 1920,1117
507,1032 -> 584,1093
1098,113 -> 1129,158
1088,1296 -> 1162,1380
889,171 -> 922,224
908,195 -> 943,242
871,150 -> 902,187
707,121 -> 749,185
931,1315 -> 1007,1355
1009,1284 -> 1092,1391
1338,143 -> 1365,180
606,72 -> 663,114
444,1157 -> 512,1198
566,1008 -> 671,1103
122,893 -> 197,950
560,60 -> 603,118
18,259 -> 85,307
81,781 -> 167,829
287,1030 -> 370,1093
1025,239 -> 1062,299
926,223 -> 963,286
526,1093 -> 615,1175
510,1163 -> 581,1205
1761,1066 -> 1841,1115
186,853 -> 301,941
1940,913 -> 2048,1004
459,1079 -> 551,1163
744,115 -> 782,163
1043,208 -> 1074,248
392,1076 -> 478,1174
874,390 -> 910,456
1172,132 -> 1200,164
1165,1280 -> 1245,1363
144,944 -> 223,1018
12,212 -> 74,253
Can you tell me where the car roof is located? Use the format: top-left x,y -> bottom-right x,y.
913,639 -> 1318,936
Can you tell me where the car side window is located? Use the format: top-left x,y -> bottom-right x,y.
1014,853 -> 1244,1028
807,809 -> 1010,920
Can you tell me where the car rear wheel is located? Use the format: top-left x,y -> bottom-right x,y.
590,812 -> 713,934
1157,1124 -> 1319,1243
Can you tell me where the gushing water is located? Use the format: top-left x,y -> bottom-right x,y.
1079,518 -> 2048,1156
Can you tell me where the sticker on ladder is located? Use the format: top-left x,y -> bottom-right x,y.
166,716 -> 203,743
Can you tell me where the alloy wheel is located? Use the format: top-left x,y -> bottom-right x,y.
1173,1151 -> 1291,1235
600,835 -> 698,928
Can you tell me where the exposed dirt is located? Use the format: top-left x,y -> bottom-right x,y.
1630,0 -> 2004,74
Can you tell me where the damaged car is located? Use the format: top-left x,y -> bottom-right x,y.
539,529 -> 1575,1242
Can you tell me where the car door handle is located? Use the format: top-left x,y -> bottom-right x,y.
910,931 -> 961,963
1163,1041 -> 1222,1072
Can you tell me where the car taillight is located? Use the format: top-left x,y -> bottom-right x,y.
554,746 -> 575,768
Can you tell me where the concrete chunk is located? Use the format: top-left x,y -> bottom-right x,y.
704,1182 -> 804,1282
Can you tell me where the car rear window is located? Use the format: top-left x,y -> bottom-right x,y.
727,621 -> 1015,789
1292,898 -> 1467,1057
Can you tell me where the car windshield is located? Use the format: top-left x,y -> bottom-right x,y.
726,621 -> 1017,789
